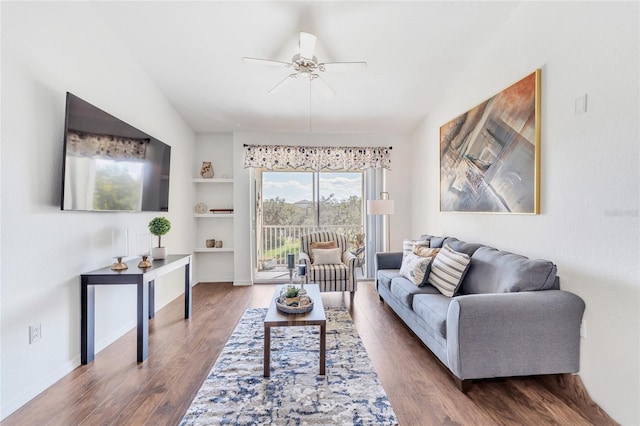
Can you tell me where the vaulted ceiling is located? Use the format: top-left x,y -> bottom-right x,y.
93,1 -> 521,135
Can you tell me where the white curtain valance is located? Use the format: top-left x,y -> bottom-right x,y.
243,144 -> 391,171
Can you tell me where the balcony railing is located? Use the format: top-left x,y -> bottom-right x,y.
259,225 -> 364,268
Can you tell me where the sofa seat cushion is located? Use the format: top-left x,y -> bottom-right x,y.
377,269 -> 401,293
412,294 -> 450,338
462,246 -> 558,294
390,276 -> 440,308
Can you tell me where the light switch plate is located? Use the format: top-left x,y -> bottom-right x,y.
575,94 -> 587,115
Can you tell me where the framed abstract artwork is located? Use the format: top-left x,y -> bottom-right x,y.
440,70 -> 541,214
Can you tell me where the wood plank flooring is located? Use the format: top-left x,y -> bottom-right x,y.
2,281 -> 616,425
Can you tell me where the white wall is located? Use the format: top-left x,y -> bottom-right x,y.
232,131 -> 413,284
411,2 -> 639,424
0,3 -> 195,418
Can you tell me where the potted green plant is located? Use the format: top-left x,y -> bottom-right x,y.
284,286 -> 300,306
148,216 -> 171,260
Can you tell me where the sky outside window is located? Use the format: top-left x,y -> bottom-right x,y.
262,171 -> 361,202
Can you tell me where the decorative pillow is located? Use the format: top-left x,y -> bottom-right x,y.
402,239 -> 430,261
400,253 -> 434,286
312,247 -> 342,265
310,241 -> 337,262
427,244 -> 472,297
414,247 -> 440,258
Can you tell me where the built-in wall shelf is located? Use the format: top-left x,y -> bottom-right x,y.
193,248 -> 234,253
193,136 -> 236,284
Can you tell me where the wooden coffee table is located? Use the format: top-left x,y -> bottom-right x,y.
263,284 -> 326,377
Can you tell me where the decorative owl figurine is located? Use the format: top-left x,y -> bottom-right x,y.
200,161 -> 214,178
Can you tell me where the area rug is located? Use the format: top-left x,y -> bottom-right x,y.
181,307 -> 398,425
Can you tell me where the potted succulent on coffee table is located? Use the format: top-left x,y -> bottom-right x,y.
284,286 -> 300,306
148,216 -> 171,260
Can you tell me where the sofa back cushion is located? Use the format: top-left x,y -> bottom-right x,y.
461,247 -> 558,294
442,237 -> 485,256
419,235 -> 446,248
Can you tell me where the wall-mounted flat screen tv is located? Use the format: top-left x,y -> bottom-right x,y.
61,92 -> 171,212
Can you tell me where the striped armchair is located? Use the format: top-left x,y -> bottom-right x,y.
300,232 -> 357,298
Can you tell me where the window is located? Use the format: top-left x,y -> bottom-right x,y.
257,170 -> 363,268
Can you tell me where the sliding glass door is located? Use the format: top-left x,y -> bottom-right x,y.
255,170 -> 364,274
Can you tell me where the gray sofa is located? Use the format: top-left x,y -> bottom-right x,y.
375,236 -> 585,391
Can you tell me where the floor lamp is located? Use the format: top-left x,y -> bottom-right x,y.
367,192 -> 395,252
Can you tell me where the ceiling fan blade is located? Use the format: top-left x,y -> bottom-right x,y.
268,73 -> 297,94
242,57 -> 291,68
299,32 -> 317,60
320,62 -> 368,72
312,74 -> 335,98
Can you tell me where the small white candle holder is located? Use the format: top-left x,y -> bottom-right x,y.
136,232 -> 152,268
111,229 -> 129,270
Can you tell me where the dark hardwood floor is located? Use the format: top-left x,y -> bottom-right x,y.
2,281 -> 616,425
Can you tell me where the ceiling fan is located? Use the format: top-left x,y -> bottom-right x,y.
242,32 -> 367,97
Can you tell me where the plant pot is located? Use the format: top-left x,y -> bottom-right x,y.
285,297 -> 299,306
152,247 -> 168,260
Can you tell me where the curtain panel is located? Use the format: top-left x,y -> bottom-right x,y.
243,144 -> 391,171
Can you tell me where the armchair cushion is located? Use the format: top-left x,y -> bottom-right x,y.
310,241 -> 337,262
313,247 -> 342,265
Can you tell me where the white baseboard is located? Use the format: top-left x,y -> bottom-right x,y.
1,357 -> 79,420
195,276 -> 235,283
1,317 -> 139,420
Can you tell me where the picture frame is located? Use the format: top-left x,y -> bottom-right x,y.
439,70 -> 541,214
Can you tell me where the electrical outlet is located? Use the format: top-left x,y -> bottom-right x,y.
29,324 -> 41,344
580,319 -> 587,338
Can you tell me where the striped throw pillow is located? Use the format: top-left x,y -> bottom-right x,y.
403,239 -> 430,261
427,244 -> 471,297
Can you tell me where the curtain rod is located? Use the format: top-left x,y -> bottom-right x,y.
243,144 -> 392,149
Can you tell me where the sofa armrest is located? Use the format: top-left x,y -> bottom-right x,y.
375,251 -> 403,271
446,290 -> 585,380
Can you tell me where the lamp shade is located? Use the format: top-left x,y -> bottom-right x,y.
367,199 -> 395,215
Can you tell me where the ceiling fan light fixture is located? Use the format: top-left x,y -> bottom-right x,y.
243,31 -> 366,96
